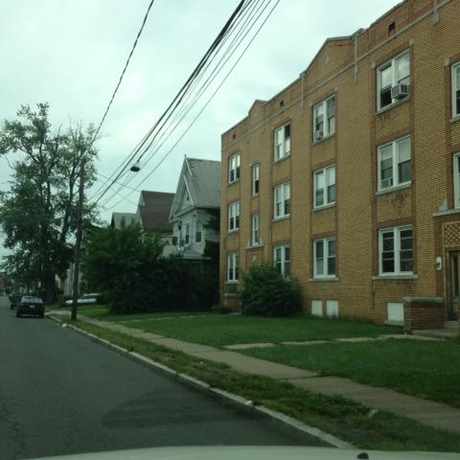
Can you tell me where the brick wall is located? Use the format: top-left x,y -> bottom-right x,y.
403,297 -> 446,330
220,0 -> 460,327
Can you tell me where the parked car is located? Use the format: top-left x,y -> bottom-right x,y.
65,293 -> 101,306
16,295 -> 45,318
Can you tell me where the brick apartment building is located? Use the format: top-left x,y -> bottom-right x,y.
220,0 -> 460,329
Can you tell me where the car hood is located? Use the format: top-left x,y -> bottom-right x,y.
33,446 -> 460,460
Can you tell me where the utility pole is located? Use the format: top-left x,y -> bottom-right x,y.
71,157 -> 85,321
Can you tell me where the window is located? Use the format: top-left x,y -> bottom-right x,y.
273,245 -> 290,277
228,153 -> 240,184
228,201 -> 240,232
387,302 -> 404,323
454,153 -> 460,209
326,300 -> 339,318
252,163 -> 260,196
453,62 -> 460,118
274,183 -> 290,219
314,165 -> 336,208
379,225 -> 413,275
314,238 -> 336,278
378,136 -> 411,191
377,50 -> 410,110
251,214 -> 260,246
227,252 -> 239,282
195,221 -> 202,243
311,300 -> 323,317
313,95 -> 335,142
274,124 -> 291,161
184,223 -> 190,245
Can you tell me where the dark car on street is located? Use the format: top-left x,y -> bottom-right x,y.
16,295 -> 45,318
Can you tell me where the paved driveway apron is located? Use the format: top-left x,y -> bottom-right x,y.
0,297 -> 320,460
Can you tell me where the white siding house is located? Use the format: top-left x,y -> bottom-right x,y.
169,157 -> 220,259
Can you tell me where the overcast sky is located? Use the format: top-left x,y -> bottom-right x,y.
0,0 -> 399,260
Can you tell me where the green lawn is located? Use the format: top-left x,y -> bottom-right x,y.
78,305 -> 211,322
119,314 -> 401,347
242,339 -> 460,408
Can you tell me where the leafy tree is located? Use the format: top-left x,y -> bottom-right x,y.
84,224 -> 217,313
0,103 -> 97,302
83,224 -> 164,311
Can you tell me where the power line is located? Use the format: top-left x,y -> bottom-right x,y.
106,0 -> 280,210
90,0 -> 157,195
100,0 -> 265,208
132,0 -> 281,191
94,0 -> 248,204
93,0 -> 249,205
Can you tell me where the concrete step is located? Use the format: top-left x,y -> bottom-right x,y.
445,321 -> 460,329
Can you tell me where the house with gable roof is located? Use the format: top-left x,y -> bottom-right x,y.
169,157 -> 220,259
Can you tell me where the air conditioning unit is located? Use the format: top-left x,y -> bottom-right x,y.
391,83 -> 410,100
314,130 -> 324,142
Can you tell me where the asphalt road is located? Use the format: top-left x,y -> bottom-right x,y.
0,297 -> 323,460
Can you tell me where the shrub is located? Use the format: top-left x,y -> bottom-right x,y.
240,263 -> 302,316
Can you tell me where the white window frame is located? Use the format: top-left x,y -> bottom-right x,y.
252,163 -> 260,196
377,135 -> 411,191
452,62 -> 460,118
377,50 -> 410,111
378,225 -> 414,276
226,252 -> 239,282
312,95 -> 336,142
313,237 -> 336,279
454,153 -> 460,209
314,165 -> 336,209
251,213 -> 260,246
273,244 -> 290,278
228,153 -> 240,184
274,124 -> 291,161
228,201 -> 240,232
273,182 -> 290,219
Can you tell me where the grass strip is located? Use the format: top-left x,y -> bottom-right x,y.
114,314 -> 402,347
241,340 -> 460,409
73,320 -> 460,453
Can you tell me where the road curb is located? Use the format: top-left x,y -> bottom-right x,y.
47,313 -> 353,449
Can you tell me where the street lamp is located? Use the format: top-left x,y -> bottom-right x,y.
130,161 -> 141,172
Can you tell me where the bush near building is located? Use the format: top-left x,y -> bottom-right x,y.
240,263 -> 302,316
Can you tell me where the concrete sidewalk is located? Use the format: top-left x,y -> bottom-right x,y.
50,310 -> 460,435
